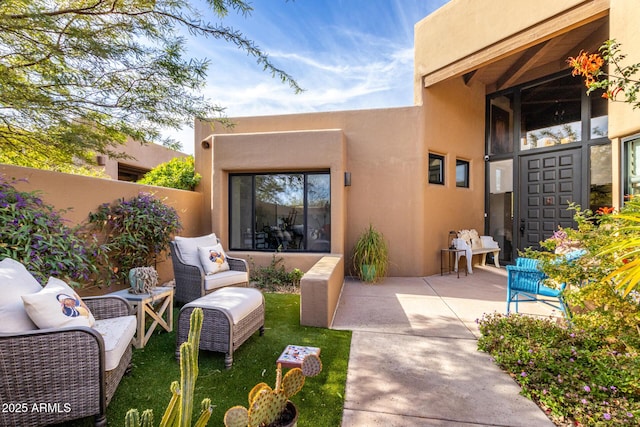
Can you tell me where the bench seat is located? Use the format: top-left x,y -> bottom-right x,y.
453,229 -> 501,274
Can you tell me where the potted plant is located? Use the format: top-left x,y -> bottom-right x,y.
352,224 -> 388,283
223,354 -> 322,427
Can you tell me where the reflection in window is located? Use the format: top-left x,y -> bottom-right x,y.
520,75 -> 582,150
489,96 -> 514,155
488,160 -> 513,263
590,143 -> 612,212
591,90 -> 609,139
428,153 -> 444,185
229,172 -> 330,252
456,159 -> 469,188
624,137 -> 640,200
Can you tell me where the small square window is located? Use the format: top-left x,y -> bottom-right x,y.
456,159 -> 469,188
428,153 -> 445,185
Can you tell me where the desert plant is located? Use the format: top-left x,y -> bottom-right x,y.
125,307 -> 212,427
138,157 -> 202,191
129,266 -> 159,294
250,252 -> 303,291
352,224 -> 388,283
223,354 -> 322,427
0,175 -> 107,286
88,192 -> 182,283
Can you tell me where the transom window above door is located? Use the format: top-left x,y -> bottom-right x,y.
229,172 -> 331,252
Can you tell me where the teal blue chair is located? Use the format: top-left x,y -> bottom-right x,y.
506,250 -> 586,316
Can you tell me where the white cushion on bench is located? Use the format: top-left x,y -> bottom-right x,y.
92,315 -> 136,371
186,287 -> 262,325
204,270 -> 248,291
0,258 -> 42,333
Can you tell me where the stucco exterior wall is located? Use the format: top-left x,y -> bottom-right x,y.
0,164 -> 205,286
100,138 -> 188,180
195,107 -> 429,276
421,78 -> 487,270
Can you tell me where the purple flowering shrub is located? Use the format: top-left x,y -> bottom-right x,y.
478,313 -> 639,425
88,193 -> 181,283
0,176 -> 106,286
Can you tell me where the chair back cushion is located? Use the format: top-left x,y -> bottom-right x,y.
174,233 -> 217,267
0,258 -> 42,333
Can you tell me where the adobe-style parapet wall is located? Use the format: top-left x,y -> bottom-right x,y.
300,255 -> 344,328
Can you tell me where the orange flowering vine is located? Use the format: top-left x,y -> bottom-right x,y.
568,50 -> 604,87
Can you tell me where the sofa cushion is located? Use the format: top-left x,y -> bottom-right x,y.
174,233 -> 217,267
204,270 -> 249,292
22,277 -> 96,329
198,243 -> 230,275
92,315 -> 136,371
0,258 -> 42,333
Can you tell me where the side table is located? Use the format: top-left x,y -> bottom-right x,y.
440,248 -> 467,278
110,286 -> 174,348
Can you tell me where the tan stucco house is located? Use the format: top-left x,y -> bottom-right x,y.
191,0 -> 640,278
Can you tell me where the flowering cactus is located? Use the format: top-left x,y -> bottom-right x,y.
224,354 -> 322,427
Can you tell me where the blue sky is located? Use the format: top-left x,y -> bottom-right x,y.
171,0 -> 450,152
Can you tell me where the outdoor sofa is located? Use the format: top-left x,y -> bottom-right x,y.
170,233 -> 249,304
0,258 -> 136,427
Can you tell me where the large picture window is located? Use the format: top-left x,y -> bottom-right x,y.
229,172 -> 331,252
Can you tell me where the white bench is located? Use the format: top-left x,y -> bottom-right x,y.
453,229 -> 501,274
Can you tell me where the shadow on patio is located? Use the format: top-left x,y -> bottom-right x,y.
333,266 -> 559,427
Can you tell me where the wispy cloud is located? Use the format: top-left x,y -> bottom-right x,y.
166,0 -> 450,152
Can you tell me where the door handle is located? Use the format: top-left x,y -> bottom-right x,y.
519,219 -> 526,237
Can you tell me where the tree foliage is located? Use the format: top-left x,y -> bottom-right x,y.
0,0 -> 301,168
137,156 -> 201,190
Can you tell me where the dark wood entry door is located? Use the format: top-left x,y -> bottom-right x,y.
518,148 -> 581,251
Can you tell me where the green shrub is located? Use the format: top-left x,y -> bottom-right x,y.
478,313 -> 640,425
138,156 -> 201,191
0,176 -> 107,286
88,193 -> 182,283
249,253 -> 303,291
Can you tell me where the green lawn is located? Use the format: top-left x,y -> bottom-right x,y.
63,293 -> 351,426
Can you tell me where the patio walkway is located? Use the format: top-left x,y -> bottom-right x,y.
332,266 -> 559,426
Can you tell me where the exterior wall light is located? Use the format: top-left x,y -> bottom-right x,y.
344,171 -> 352,186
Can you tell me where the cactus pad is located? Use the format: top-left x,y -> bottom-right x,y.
223,406 -> 249,427
248,382 -> 271,405
249,390 -> 287,426
282,368 -> 305,397
301,353 -> 323,377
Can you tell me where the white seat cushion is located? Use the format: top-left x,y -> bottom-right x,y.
174,234 -> 217,267
92,315 -> 136,371
186,287 -> 262,325
204,270 -> 248,292
0,258 -> 42,333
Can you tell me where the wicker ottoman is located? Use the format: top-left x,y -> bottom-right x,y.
176,287 -> 265,369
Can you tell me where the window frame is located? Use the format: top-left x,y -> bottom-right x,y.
228,171 -> 331,252
428,153 -> 445,185
456,159 -> 470,188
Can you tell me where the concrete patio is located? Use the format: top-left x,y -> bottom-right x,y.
333,266 -> 560,426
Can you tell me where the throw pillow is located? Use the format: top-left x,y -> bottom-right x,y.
174,233 -> 217,267
0,258 -> 42,333
22,277 -> 96,329
198,244 -> 230,275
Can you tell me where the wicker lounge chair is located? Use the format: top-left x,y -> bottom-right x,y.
170,234 -> 249,304
0,295 -> 134,427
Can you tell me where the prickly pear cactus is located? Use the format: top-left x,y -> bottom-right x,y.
224,406 -> 249,427
282,369 -> 305,398
223,353 -> 323,427
301,353 -> 322,377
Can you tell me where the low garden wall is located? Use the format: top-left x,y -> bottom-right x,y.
0,164 -> 205,292
300,255 -> 344,328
